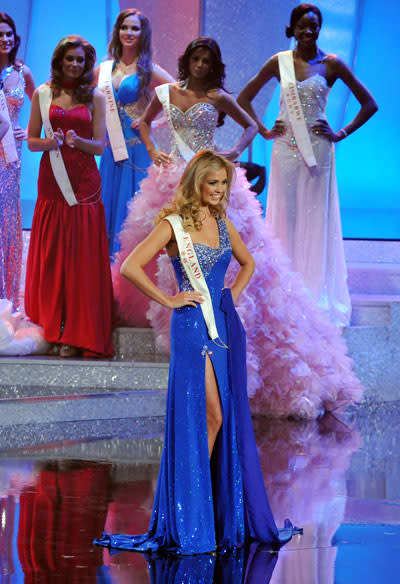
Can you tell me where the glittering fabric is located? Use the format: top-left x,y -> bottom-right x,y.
0,66 -> 24,310
95,220 -> 278,554
99,71 -> 151,255
169,102 -> 218,161
267,67 -> 351,326
113,89 -> 362,419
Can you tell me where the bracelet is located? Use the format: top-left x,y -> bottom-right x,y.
339,128 -> 348,138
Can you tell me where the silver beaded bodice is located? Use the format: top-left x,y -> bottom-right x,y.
279,74 -> 329,127
0,66 -> 25,170
169,102 -> 218,160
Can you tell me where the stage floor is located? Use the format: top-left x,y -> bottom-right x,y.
0,402 -> 399,582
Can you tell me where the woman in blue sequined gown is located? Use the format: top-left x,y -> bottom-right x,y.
95,151 -> 300,554
95,8 -> 173,255
0,13 -> 35,310
238,4 -> 378,326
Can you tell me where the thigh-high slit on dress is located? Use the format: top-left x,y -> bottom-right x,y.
95,219 -> 299,554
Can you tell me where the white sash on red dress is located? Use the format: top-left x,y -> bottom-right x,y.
278,50 -> 317,168
38,84 -> 78,207
98,60 -> 129,162
0,88 -> 18,164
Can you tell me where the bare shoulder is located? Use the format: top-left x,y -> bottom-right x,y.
225,217 -> 239,237
323,53 -> 349,73
208,87 -> 231,105
22,64 -> 33,77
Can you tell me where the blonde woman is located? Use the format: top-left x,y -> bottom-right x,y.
95,150 -> 300,554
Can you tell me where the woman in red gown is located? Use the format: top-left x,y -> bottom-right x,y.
25,36 -> 114,358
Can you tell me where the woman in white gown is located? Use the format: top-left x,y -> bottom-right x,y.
114,37 -> 362,419
238,3 -> 378,326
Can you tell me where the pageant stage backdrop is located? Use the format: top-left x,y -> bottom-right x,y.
3,0 -> 397,239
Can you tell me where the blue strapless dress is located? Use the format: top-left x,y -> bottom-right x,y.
99,71 -> 151,255
95,220 -> 300,554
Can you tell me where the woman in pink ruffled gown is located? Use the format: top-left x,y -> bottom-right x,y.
114,37 -> 362,419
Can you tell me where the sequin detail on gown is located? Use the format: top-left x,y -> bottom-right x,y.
114,84 -> 362,419
0,65 -> 24,309
95,220 -> 298,554
267,67 -> 351,326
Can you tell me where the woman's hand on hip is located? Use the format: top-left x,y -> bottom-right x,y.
168,290 -> 204,309
312,119 -> 340,142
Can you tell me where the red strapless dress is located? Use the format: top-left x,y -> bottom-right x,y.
25,105 -> 114,357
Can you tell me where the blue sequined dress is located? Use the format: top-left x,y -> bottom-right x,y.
0,65 -> 24,309
99,70 -> 151,255
95,219 -> 299,554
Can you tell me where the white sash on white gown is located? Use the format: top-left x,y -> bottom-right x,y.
278,50 -> 317,168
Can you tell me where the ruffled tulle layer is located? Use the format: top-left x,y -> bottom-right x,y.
114,164 -> 362,419
0,299 -> 48,355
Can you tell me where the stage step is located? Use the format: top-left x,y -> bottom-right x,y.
350,294 -> 400,326
0,355 -> 169,397
344,239 -> 400,264
348,263 -> 400,295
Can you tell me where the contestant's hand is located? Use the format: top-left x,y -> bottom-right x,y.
260,119 -> 286,140
168,290 -> 204,309
216,149 -> 239,161
312,119 -> 340,142
52,128 -> 64,148
65,129 -> 78,148
149,148 -> 172,167
131,119 -> 140,129
13,126 -> 27,141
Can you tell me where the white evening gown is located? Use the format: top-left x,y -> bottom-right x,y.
267,72 -> 351,326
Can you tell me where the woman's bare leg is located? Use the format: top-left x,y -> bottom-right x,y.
205,354 -> 223,457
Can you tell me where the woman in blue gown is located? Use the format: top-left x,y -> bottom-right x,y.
94,151 -> 300,554
95,8 -> 173,255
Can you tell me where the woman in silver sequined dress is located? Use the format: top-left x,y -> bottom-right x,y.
113,36 -> 362,419
0,12 -> 35,310
238,3 -> 378,326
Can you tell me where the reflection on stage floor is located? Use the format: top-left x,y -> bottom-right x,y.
0,402 -> 399,583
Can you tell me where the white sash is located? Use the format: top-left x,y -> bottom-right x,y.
98,60 -> 128,162
165,214 -> 227,345
155,84 -> 195,162
0,88 -> 18,164
38,84 -> 78,207
279,50 -> 317,168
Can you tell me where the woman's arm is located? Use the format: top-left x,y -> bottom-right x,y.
23,65 -> 35,100
139,92 -> 172,165
0,113 -> 9,141
226,219 -> 255,302
237,56 -> 284,140
212,90 -> 257,160
150,63 -> 175,89
312,56 -> 378,142
27,88 -> 64,152
65,90 -> 106,155
121,220 -> 204,308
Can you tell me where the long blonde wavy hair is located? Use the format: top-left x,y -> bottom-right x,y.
156,150 -> 235,231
